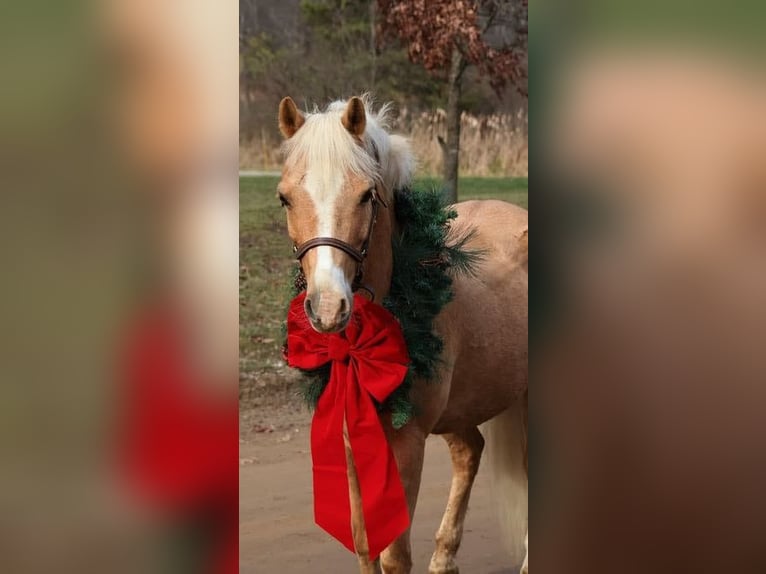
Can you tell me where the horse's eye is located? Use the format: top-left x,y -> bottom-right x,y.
278,193 -> 290,208
359,189 -> 374,205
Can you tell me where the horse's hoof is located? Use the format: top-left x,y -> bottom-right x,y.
427,556 -> 459,574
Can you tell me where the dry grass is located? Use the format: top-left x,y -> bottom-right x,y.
240,108 -> 528,177
396,108 -> 528,177
240,128 -> 283,172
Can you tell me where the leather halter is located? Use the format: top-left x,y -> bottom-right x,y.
292,157 -> 387,299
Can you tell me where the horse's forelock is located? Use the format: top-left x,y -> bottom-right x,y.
282,108 -> 376,182
281,96 -> 412,199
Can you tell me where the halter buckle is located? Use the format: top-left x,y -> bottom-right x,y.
354,283 -> 375,301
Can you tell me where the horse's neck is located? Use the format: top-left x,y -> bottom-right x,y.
361,196 -> 395,303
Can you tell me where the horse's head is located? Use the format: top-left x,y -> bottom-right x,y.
277,96 -> 395,333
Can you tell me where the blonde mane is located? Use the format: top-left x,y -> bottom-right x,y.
281,95 -> 414,200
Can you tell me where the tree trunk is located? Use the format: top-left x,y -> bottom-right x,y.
369,1 -> 377,89
441,47 -> 467,204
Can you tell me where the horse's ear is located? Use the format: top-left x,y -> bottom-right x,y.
341,96 -> 366,138
278,97 -> 304,139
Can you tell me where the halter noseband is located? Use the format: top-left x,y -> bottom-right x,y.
293,189 -> 388,268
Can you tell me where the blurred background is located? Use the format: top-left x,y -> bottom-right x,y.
536,2 -> 766,572
0,0 -> 238,572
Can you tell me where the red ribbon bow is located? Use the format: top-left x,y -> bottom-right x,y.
285,292 -> 411,559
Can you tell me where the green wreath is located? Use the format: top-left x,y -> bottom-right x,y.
285,187 -> 482,429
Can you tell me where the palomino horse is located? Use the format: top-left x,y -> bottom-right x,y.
277,95 -> 528,574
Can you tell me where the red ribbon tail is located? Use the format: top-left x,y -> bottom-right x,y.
311,367 -> 355,553
346,379 -> 410,560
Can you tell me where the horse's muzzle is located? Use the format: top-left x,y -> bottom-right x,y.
304,290 -> 351,333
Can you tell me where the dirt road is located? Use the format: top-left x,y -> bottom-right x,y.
240,412 -> 515,573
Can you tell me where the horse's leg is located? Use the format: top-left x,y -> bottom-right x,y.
379,424 -> 427,574
428,427 -> 485,574
344,434 -> 381,574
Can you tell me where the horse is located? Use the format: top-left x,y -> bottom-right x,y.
276,95 -> 528,574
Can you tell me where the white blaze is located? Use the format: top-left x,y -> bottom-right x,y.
304,167 -> 353,298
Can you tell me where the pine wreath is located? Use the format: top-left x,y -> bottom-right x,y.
283,187 -> 482,429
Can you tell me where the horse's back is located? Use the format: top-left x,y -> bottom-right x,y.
453,199 -> 527,266
451,199 -> 527,306
430,199 -> 528,433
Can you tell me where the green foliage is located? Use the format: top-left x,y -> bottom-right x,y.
289,185 -> 483,428
417,176 -> 529,208
301,0 -> 370,42
241,33 -> 279,78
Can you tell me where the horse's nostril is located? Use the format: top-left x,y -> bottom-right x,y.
305,296 -> 317,320
339,298 -> 348,316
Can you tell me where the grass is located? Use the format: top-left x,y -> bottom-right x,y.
418,176 -> 529,209
239,175 -> 528,400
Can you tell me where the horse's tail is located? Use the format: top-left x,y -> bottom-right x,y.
481,390 -> 528,568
